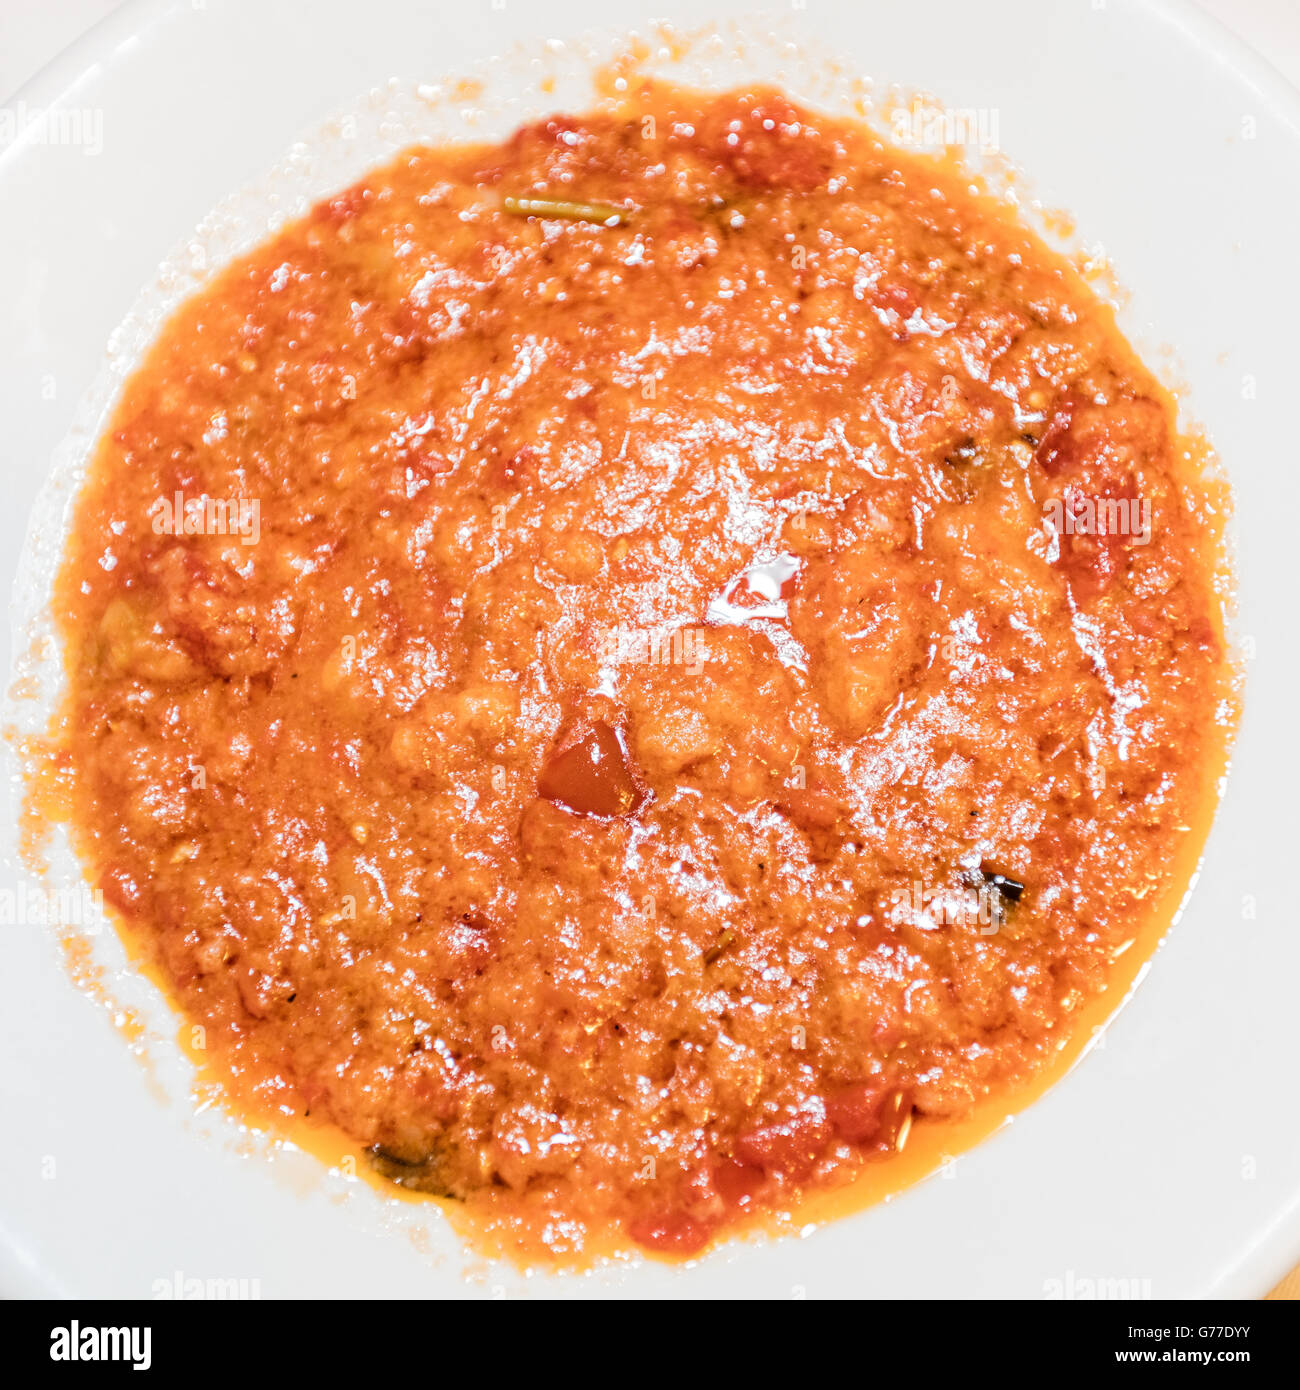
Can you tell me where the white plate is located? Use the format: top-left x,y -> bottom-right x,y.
2,0 -> 1299,1299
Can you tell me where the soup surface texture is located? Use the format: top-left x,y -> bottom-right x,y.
50,83 -> 1232,1258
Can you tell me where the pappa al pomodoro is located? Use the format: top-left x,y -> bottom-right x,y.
41,81 -> 1235,1259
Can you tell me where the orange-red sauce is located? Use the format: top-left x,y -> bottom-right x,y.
45,83 -> 1235,1261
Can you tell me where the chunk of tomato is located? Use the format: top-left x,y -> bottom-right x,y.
734,1101 -> 831,1178
628,1208 -> 713,1256
538,720 -> 641,817
713,1156 -> 765,1209
826,1083 -> 912,1151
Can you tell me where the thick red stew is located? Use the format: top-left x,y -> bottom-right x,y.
47,83 -> 1234,1259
